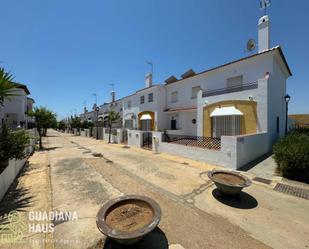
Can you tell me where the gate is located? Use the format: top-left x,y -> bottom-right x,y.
142,132 -> 152,149
122,129 -> 128,144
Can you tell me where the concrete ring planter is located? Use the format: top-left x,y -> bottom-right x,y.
208,170 -> 252,195
96,195 -> 161,245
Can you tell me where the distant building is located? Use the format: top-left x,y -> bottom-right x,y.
0,83 -> 35,129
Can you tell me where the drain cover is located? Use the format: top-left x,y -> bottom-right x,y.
253,177 -> 272,185
274,183 -> 309,200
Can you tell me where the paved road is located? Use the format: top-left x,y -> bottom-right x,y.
47,130 -> 270,249
2,130 -> 308,249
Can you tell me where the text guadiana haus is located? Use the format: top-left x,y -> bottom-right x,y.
28,211 -> 78,233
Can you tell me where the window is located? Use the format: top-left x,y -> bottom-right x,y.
140,95 -> 145,104
171,91 -> 178,103
124,119 -> 133,129
191,86 -> 201,99
227,75 -> 243,88
148,93 -> 153,102
212,116 -> 242,138
277,117 -> 279,133
127,100 -> 131,109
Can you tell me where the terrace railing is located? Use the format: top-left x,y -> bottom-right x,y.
163,133 -> 221,150
202,81 -> 258,98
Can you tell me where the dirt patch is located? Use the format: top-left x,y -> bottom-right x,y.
106,200 -> 154,232
212,172 -> 246,185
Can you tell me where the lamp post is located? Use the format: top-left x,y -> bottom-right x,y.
284,94 -> 291,135
96,106 -> 99,139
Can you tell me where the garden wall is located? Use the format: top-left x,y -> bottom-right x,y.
0,131 -> 36,201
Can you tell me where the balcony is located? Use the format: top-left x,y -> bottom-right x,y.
202,81 -> 258,98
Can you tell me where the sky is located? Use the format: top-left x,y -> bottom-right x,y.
0,0 -> 308,119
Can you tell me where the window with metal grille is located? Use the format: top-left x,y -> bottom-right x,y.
212,116 -> 242,138
227,75 -> 243,88
140,95 -> 145,104
124,119 -> 133,129
148,93 -> 153,102
171,91 -> 178,103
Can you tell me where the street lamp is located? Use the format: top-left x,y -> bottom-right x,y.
284,94 -> 291,135
96,106 -> 100,139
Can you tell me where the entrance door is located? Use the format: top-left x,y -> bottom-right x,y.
171,119 -> 177,130
142,132 -> 152,149
141,120 -> 151,131
122,129 -> 128,144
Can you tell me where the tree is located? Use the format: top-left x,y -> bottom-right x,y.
0,67 -> 18,106
107,110 -> 120,143
30,107 -> 57,149
70,116 -> 82,129
58,120 -> 66,131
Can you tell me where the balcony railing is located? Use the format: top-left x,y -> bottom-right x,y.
202,81 -> 258,98
163,133 -> 221,150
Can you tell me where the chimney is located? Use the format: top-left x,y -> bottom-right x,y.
145,73 -> 153,88
258,15 -> 270,53
111,91 -> 115,102
84,107 -> 88,113
92,103 -> 97,111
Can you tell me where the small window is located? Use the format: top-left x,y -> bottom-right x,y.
127,100 -> 131,109
171,91 -> 178,103
140,95 -> 145,104
191,86 -> 201,99
227,75 -> 243,88
148,93 -> 153,102
192,119 -> 196,124
276,117 -> 279,133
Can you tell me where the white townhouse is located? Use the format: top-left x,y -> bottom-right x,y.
120,15 -> 291,168
122,73 -> 166,131
0,83 -> 35,129
80,91 -> 123,128
79,14 -> 291,169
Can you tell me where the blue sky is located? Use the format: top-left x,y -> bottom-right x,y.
0,0 -> 308,119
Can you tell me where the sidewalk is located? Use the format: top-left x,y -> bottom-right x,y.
0,142 -> 53,249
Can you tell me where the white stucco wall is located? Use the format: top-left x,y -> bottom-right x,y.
127,130 -> 143,147
0,88 -> 28,127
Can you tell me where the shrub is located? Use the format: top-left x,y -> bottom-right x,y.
273,131 -> 309,183
0,125 -> 30,174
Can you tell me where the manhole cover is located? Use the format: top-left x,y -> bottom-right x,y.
274,183 -> 309,200
253,177 -> 272,185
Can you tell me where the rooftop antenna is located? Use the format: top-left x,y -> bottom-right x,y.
110,83 -> 115,92
260,0 -> 271,15
146,60 -> 153,76
246,39 -> 256,52
92,93 -> 97,105
83,100 -> 87,108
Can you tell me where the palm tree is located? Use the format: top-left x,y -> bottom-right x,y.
0,67 -> 17,106
107,110 -> 120,143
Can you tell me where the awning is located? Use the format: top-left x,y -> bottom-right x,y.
210,106 -> 243,117
140,114 -> 152,120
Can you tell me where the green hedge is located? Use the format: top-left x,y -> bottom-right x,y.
273,129 -> 309,183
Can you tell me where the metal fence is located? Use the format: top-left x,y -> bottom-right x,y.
163,133 -> 221,150
202,81 -> 258,97
105,128 -> 118,135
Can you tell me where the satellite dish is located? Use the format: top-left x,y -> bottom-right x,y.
246,39 -> 256,52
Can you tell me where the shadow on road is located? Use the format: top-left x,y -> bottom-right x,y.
238,152 -> 273,172
39,146 -> 61,151
0,163 -> 34,226
102,227 -> 168,249
212,189 -> 258,209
